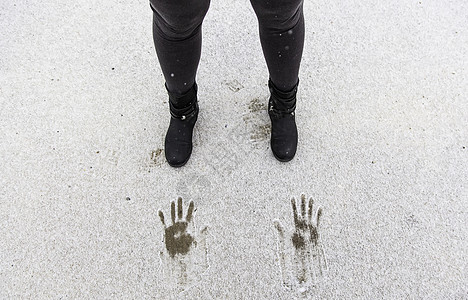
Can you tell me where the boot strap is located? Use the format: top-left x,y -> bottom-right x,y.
166,82 -> 198,119
269,99 -> 296,117
169,100 -> 198,120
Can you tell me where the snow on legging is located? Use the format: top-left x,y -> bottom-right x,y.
150,0 -> 304,96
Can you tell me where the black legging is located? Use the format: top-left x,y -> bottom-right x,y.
150,0 -> 304,96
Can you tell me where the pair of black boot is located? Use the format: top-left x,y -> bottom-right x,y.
164,79 -> 298,167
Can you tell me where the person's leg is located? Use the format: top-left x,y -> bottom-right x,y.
250,0 -> 305,161
150,0 -> 210,167
250,0 -> 304,91
150,0 -> 210,95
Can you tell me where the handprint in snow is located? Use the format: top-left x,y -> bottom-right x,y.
274,194 -> 328,289
159,197 -> 196,257
158,197 -> 209,289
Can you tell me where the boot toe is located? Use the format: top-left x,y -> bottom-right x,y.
271,139 -> 297,162
164,141 -> 192,167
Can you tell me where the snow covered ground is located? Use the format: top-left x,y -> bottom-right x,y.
1,0 -> 467,298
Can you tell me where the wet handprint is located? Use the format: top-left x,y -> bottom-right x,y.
274,194 -> 328,289
159,197 -> 195,257
157,197 -> 209,290
290,194 -> 321,249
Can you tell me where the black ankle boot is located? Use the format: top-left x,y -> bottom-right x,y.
164,83 -> 199,167
268,79 -> 298,162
